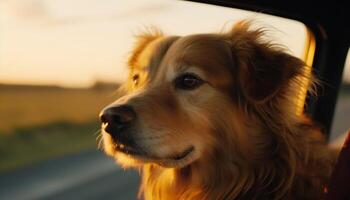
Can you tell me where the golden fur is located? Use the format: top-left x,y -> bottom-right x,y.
101,21 -> 337,199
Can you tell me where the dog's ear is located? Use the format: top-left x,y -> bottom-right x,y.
229,21 -> 305,104
128,27 -> 164,69
237,45 -> 305,104
125,28 -> 179,92
125,28 -> 163,92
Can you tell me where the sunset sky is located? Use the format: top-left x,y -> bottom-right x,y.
1,0 -> 349,88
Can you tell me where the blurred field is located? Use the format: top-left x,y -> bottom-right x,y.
0,83 -> 119,133
0,83 -> 120,172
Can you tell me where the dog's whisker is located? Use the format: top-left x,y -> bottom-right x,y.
97,135 -> 104,150
93,129 -> 102,136
96,133 -> 102,141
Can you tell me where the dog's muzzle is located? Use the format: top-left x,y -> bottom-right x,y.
99,105 -> 136,146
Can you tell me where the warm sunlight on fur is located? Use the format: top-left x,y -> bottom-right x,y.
99,20 -> 338,199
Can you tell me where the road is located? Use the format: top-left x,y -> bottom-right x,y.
0,150 -> 140,200
0,97 -> 348,200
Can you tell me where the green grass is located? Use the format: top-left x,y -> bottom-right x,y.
0,120 -> 101,172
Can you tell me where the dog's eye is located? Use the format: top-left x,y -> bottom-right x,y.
174,73 -> 204,90
132,74 -> 139,86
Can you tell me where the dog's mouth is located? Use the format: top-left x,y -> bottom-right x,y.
113,142 -> 196,167
115,143 -> 144,156
169,146 -> 194,161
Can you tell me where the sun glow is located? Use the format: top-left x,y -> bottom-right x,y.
296,28 -> 316,115
0,0 -> 309,88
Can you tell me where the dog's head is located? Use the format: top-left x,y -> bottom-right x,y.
99,21 -> 308,169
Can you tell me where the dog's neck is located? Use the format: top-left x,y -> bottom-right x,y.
141,155 -> 275,200
139,121 -> 335,200
140,158 -> 243,200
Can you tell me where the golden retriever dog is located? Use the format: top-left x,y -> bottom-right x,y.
99,21 -> 337,199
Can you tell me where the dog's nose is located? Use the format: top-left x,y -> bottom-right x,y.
99,105 -> 136,136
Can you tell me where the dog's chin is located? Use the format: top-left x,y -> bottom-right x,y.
110,144 -> 198,169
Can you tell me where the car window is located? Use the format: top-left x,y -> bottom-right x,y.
0,1 -> 317,199
330,49 -> 350,147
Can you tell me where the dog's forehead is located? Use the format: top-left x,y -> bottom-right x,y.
159,34 -> 234,80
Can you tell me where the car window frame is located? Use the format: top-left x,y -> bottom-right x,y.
187,0 -> 350,139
